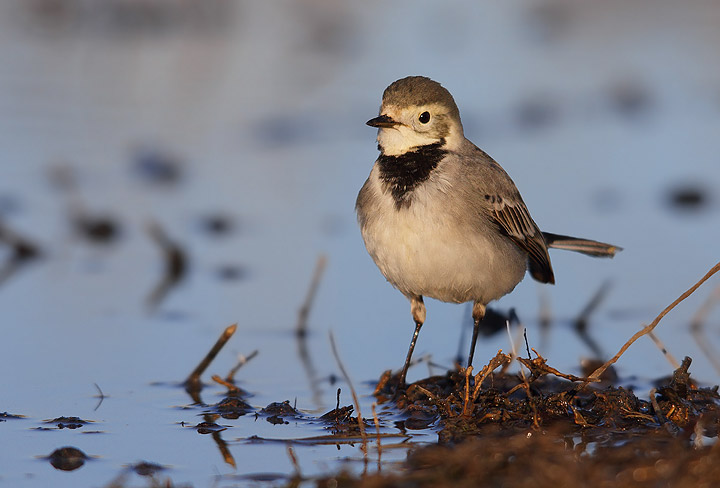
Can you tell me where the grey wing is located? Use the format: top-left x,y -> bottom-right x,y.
458,143 -> 555,283
486,195 -> 555,284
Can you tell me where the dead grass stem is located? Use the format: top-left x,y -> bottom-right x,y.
329,331 -> 368,451
647,331 -> 680,370
585,261 -> 720,385
185,324 -> 237,393
225,349 -> 259,383
690,283 -> 720,375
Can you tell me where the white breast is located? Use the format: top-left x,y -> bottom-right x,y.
359,167 -> 527,305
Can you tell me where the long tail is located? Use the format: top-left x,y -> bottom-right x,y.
542,232 -> 622,258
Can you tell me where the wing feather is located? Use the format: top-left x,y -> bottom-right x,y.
488,197 -> 554,284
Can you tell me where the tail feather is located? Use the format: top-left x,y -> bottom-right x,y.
542,232 -> 621,258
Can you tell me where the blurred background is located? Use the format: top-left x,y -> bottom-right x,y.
1,0 -> 719,485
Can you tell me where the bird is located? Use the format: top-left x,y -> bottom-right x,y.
356,76 -> 620,387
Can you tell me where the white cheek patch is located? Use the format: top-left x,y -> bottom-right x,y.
378,126 -> 438,156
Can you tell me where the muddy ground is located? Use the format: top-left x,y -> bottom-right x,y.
311,355 -> 720,488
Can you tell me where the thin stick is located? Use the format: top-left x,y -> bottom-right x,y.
506,321 -> 517,358
185,324 -> 238,389
329,331 -> 367,442
461,365 -> 473,416
518,349 -> 592,383
586,261 -> 720,384
508,322 -> 527,383
690,283 -> 720,375
523,329 -> 531,359
690,283 -> 720,329
649,388 -> 666,424
211,375 -> 241,394
296,255 -> 327,337
647,331 -> 680,370
466,351 -> 512,414
225,350 -> 259,383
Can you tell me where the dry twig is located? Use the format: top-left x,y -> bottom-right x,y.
690,283 -> 720,375
647,331 -> 680,370
462,351 -> 512,416
518,349 -> 592,383
329,331 -> 367,445
211,375 -> 240,394
185,324 -> 237,395
585,261 -> 720,385
225,349 -> 259,383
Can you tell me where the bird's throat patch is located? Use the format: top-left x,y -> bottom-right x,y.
377,142 -> 446,209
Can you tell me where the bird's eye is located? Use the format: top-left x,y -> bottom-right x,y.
418,111 -> 431,124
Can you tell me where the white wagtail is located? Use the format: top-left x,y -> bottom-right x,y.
356,76 -> 620,387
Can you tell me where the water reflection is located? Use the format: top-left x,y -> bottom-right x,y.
46,446 -> 88,471
145,221 -> 187,310
0,218 -> 42,285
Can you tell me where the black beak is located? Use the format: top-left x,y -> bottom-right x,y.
366,114 -> 399,128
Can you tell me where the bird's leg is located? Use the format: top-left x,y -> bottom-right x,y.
468,301 -> 486,368
398,296 -> 426,387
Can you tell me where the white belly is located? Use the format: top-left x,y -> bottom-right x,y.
360,178 -> 527,305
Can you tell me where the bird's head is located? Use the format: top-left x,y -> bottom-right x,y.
367,76 -> 464,156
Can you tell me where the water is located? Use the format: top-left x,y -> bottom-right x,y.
1,0 -> 720,486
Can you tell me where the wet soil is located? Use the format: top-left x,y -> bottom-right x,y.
317,355 -> 720,487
